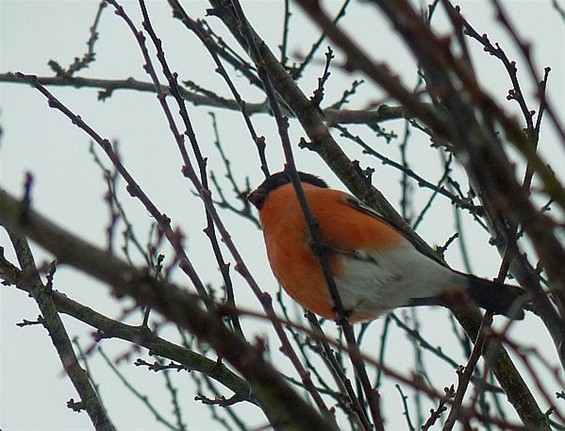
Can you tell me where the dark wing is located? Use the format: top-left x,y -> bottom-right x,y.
344,195 -> 415,243
343,195 -> 450,268
343,195 -> 389,223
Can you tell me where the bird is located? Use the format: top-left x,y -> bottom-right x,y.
247,170 -> 526,322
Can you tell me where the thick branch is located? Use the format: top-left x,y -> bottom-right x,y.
0,189 -> 337,431
206,2 -> 553,429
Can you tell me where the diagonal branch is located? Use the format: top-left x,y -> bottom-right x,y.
207,1 -> 555,429
0,188 -> 338,431
6,231 -> 116,431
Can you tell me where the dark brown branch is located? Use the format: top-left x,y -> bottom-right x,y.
285,2 -> 555,429
443,313 -> 493,430
0,197 -> 540,429
0,188 -> 338,431
14,71 -> 213,311
0,73 -> 407,125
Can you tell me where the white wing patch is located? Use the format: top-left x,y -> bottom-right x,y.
333,239 -> 465,319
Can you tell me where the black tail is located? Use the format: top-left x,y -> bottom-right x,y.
465,275 -> 527,319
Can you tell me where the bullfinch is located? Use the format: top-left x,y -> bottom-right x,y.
248,170 -> 526,322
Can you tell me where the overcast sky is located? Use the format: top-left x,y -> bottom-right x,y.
1,1 -> 564,430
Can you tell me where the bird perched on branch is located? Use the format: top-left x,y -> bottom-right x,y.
248,170 -> 526,322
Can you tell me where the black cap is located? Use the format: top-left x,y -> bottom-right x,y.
247,171 -> 328,209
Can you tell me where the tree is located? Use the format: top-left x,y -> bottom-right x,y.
1,0 -> 564,430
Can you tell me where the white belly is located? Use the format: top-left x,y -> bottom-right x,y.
334,241 -> 465,318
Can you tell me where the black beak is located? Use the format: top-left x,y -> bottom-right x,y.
247,187 -> 266,210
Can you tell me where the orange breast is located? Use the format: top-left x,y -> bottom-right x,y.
259,183 -> 402,319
